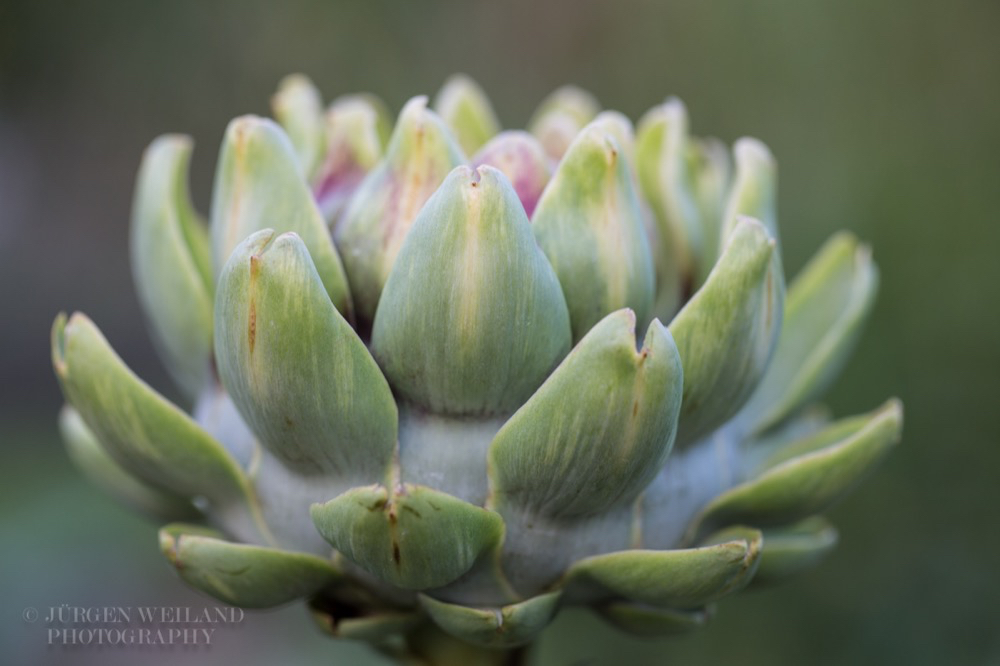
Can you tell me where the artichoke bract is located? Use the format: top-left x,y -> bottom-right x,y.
51,74 -> 902,664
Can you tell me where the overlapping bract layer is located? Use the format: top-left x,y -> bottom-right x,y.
52,74 -> 901,652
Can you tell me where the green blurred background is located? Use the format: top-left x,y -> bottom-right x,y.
1,1 -> 998,664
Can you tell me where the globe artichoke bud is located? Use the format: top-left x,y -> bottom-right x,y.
51,74 -> 902,664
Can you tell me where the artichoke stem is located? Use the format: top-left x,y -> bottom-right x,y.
402,623 -> 529,666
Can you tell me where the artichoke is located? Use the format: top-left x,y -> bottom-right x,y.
51,73 -> 902,665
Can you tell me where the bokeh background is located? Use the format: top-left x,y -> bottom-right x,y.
2,1 -> 998,664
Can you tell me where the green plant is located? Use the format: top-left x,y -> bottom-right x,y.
51,74 -> 902,665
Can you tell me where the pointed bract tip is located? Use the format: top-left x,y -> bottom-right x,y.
400,95 -> 430,117
662,96 -> 688,114
641,318 -> 675,356
275,72 -> 315,90
51,312 -> 69,376
244,227 -> 278,255
637,96 -> 688,129
158,530 -> 181,567
731,215 -> 775,243
880,398 -> 905,438
734,137 -> 775,165
146,133 -> 193,157
619,307 -> 638,333
471,163 -> 510,188
271,74 -> 320,107
442,72 -> 476,87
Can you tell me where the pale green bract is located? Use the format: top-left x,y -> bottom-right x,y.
52,74 -> 902,665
